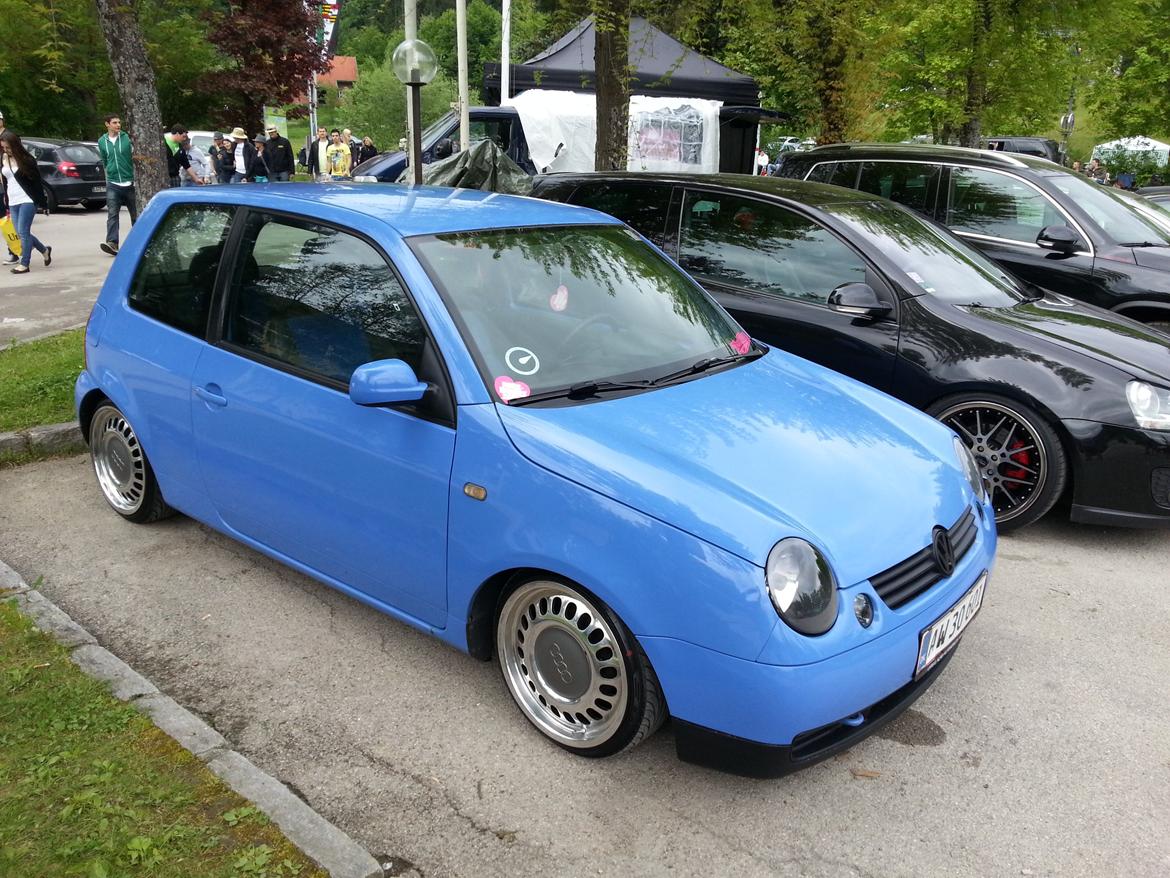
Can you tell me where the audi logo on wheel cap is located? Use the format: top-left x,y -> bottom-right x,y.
931,526 -> 955,577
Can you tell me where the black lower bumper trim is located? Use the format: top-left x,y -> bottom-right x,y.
673,647 -> 957,778
1070,504 -> 1170,528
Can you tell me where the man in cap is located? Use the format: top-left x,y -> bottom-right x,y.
264,124 -> 294,181
227,127 -> 256,183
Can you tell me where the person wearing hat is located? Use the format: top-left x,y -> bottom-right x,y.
208,133 -> 232,185
227,127 -> 256,183
248,136 -> 271,183
264,125 -> 293,182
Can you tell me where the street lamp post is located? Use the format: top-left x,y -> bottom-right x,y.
392,38 -> 438,186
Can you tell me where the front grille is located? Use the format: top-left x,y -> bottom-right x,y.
1153,468 -> 1170,509
869,507 -> 977,609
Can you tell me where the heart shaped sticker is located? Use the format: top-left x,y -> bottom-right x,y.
494,375 -> 532,403
730,331 -> 752,355
549,284 -> 569,312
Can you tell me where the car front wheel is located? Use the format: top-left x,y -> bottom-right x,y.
89,403 -> 175,523
496,578 -> 665,757
929,393 -> 1067,532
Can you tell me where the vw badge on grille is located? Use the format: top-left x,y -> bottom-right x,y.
931,526 -> 955,576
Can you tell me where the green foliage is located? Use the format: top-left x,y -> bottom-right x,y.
342,52 -> 458,154
1083,0 -> 1170,139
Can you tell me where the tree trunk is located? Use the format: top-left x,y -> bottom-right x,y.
92,0 -> 168,204
241,98 -> 266,140
594,0 -> 630,172
813,1 -> 849,143
958,0 -> 991,148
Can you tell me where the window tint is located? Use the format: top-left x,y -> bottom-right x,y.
467,119 -> 510,150
129,204 -> 235,336
824,162 -> 860,188
570,182 -> 670,247
678,190 -> 868,304
947,168 -> 1063,243
857,162 -> 938,215
225,214 -> 426,385
805,162 -> 837,183
60,145 -> 100,162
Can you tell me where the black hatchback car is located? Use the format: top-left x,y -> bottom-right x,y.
533,172 -> 1170,530
23,138 -> 107,212
776,144 -> 1170,332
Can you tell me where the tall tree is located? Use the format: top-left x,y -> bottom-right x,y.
92,0 -> 168,203
594,0 -> 630,170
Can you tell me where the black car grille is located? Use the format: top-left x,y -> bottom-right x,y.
869,507 -> 977,609
1153,468 -> 1170,509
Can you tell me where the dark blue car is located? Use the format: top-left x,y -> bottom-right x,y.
76,184 -> 995,776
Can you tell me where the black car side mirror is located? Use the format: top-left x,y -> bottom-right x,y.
827,283 -> 892,320
1037,225 -> 1083,255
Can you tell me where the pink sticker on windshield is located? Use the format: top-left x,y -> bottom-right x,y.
730,331 -> 752,355
494,375 -> 532,403
550,284 -> 569,312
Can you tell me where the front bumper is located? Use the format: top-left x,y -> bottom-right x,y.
1062,420 -> 1170,527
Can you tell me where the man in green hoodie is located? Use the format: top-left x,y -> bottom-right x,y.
96,114 -> 138,256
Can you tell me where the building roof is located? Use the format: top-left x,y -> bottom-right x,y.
319,55 -> 358,86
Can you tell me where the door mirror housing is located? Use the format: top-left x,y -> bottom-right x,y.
349,359 -> 428,406
827,283 -> 892,320
1037,225 -> 1082,255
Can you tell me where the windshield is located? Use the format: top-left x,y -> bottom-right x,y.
411,225 -> 748,403
1116,190 -> 1170,234
829,201 -> 1024,307
420,112 -> 456,150
1041,171 -> 1170,245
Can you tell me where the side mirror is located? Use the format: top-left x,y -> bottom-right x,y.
1037,225 -> 1082,255
349,359 -> 427,406
827,283 -> 892,320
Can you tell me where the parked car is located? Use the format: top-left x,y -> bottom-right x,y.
985,136 -> 1062,164
533,172 -> 1170,530
768,136 -> 802,154
76,184 -> 993,776
22,138 -> 107,212
777,143 -> 1170,331
1139,185 -> 1170,205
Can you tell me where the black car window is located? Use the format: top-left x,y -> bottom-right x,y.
805,161 -> 837,183
570,182 -> 670,248
59,145 -> 100,162
128,204 -> 235,337
25,144 -> 54,162
679,190 -> 867,304
225,213 -> 425,386
857,162 -> 938,215
467,119 -> 511,150
947,168 -> 1063,244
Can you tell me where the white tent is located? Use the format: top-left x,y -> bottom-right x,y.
1091,136 -> 1170,165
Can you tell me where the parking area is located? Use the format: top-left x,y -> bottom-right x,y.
2,455 -> 1168,877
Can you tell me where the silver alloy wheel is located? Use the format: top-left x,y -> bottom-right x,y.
497,581 -> 629,748
90,407 -> 147,515
937,400 -> 1047,524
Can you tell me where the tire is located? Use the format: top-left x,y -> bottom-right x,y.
928,393 -> 1067,532
89,403 -> 175,524
84,199 -> 104,211
496,577 -> 666,757
44,186 -> 58,214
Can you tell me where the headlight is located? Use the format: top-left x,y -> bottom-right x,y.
954,436 -> 987,502
765,539 -> 838,635
1126,380 -> 1170,430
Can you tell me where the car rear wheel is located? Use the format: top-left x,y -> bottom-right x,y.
929,394 -> 1067,532
89,403 -> 175,524
496,578 -> 665,757
44,186 -> 58,214
84,199 -> 104,211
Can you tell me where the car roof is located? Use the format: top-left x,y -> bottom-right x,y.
536,171 -> 881,207
152,183 -> 617,237
786,142 -> 1064,172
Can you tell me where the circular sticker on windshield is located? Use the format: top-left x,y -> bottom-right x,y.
550,284 -> 569,312
494,375 -> 531,403
504,346 -> 540,375
730,332 -> 752,355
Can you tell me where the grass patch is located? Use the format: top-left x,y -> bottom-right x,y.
0,330 -> 85,432
0,599 -> 328,878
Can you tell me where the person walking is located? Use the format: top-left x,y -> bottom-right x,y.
248,136 -> 271,182
306,126 -> 330,181
342,128 -> 360,168
227,128 -> 256,183
357,136 -> 378,165
96,114 -> 138,256
1,131 -> 51,274
1,109 -> 18,265
164,126 -> 201,187
183,141 -> 212,187
264,125 -> 294,181
325,129 -> 351,180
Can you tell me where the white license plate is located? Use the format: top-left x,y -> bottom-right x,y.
915,573 -> 986,677
92,186 -> 106,194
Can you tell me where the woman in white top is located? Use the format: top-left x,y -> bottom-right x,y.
1,131 -> 51,274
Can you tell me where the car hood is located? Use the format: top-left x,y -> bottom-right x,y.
1130,246 -> 1170,271
495,350 -> 971,586
970,293 -> 1170,383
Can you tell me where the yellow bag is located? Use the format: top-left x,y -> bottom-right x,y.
1,215 -> 19,258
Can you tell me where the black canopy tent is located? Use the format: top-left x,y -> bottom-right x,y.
483,17 -> 779,173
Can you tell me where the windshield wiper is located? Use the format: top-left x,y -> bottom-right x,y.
507,379 -> 653,407
1118,241 -> 1170,248
649,348 -> 763,386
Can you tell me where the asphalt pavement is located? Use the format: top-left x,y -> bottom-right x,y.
2,456 -> 1168,877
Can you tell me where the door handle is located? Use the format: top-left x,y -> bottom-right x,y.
194,384 -> 227,406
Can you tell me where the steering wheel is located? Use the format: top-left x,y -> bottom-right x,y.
562,313 -> 621,352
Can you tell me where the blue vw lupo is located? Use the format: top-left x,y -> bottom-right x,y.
76,185 -> 995,776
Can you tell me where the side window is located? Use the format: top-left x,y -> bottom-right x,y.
857,162 -> 938,215
467,119 -> 510,150
947,168 -> 1063,244
678,190 -> 868,304
805,162 -> 837,183
570,183 -> 670,248
225,214 -> 426,385
129,204 -> 235,336
826,162 -> 860,188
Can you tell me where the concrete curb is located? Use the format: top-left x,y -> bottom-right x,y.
0,422 -> 85,457
0,560 -> 383,878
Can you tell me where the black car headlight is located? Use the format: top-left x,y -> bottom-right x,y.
954,436 -> 987,503
765,538 -> 838,636
1126,380 -> 1170,431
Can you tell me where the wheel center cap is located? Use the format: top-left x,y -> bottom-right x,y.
533,627 -> 591,700
107,441 -> 131,484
